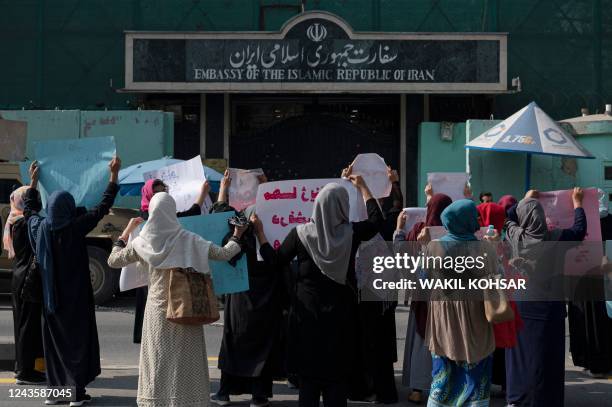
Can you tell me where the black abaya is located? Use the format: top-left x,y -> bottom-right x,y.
216,230 -> 286,398
10,216 -> 44,380
266,198 -> 383,406
568,214 -> 612,375
27,183 -> 118,392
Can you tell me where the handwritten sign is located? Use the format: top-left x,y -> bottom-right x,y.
351,153 -> 391,199
179,212 -> 249,295
402,207 -> 426,233
143,155 -> 212,213
34,136 -> 116,208
427,172 -> 469,202
0,118 -> 27,161
539,188 -> 602,275
256,179 -> 367,250
228,168 -> 263,211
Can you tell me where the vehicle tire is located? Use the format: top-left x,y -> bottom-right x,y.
88,245 -> 117,305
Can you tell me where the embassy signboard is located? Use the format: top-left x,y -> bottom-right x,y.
124,11 -> 507,93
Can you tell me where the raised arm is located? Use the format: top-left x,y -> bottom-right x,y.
217,169 -> 231,203
249,213 -> 298,266
559,187 -> 587,241
350,175 -> 384,241
388,166 -> 404,210
73,157 -> 121,236
107,241 -> 141,269
208,222 -> 246,261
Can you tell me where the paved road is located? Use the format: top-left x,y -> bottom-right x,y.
0,296 -> 610,406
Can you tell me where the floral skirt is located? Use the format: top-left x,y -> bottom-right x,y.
427,353 -> 493,407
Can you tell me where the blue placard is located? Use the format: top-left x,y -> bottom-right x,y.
33,137 -> 116,209
179,212 -> 249,295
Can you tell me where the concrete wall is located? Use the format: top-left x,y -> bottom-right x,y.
0,110 -> 174,208
572,123 -> 612,207
417,122 -> 466,206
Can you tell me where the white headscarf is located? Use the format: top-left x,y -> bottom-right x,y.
132,192 -> 211,273
296,183 -> 354,284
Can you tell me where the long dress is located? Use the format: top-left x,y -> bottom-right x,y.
568,213 -> 612,375
26,182 -> 118,393
349,193 -> 401,403
505,207 -> 587,407
133,204 -> 203,343
108,239 -> 240,407
266,198 -> 383,407
10,214 -> 44,380
216,230 -> 286,399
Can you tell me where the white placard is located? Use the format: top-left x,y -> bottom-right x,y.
143,155 -> 212,212
427,172 -> 470,202
402,207 -> 427,233
351,153 -> 392,199
118,224 -> 148,291
255,179 -> 367,250
229,168 -> 264,211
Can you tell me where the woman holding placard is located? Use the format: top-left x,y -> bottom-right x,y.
27,157 -> 121,406
252,175 -> 383,407
505,189 -> 586,407
108,192 -> 246,407
3,162 -> 46,385
394,192 -> 452,404
132,178 -> 211,344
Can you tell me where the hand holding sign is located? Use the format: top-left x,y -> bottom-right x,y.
144,155 -> 212,213
351,153 -> 392,199
34,136 -> 116,208
427,172 -> 470,202
228,168 -> 264,211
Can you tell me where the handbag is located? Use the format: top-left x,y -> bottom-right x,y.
21,255 -> 43,303
166,268 -> 219,325
483,275 -> 515,323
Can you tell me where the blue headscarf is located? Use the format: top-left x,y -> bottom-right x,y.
34,191 -> 76,314
439,199 -> 479,242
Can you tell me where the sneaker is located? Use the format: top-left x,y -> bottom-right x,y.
16,372 -> 46,385
69,394 -> 91,406
250,397 -> 270,407
210,393 -> 231,406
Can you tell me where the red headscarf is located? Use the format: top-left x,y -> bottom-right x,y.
406,193 -> 452,241
498,195 -> 518,213
477,202 -> 506,233
140,179 -> 155,212
478,201 -> 524,348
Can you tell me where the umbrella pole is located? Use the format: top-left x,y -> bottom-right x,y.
525,153 -> 532,192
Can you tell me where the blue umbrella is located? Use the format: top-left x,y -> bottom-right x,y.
118,157 -> 183,196
465,101 -> 594,190
119,157 -> 224,196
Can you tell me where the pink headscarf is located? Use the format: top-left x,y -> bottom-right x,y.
141,179 -> 155,212
2,186 -> 29,259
